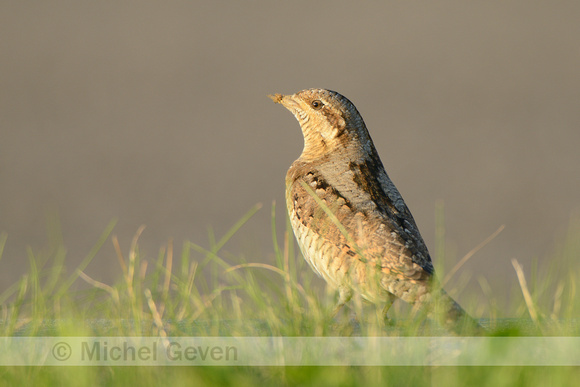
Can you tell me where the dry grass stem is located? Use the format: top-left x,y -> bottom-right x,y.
511,258 -> 539,324
443,224 -> 505,287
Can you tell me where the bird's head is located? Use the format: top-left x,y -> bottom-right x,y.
269,88 -> 373,161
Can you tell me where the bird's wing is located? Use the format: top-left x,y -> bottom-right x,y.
346,155 -> 435,276
287,161 -> 435,279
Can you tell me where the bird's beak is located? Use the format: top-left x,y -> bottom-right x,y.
267,93 -> 285,104
268,93 -> 300,114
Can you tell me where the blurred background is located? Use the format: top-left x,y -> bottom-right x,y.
1,1 -> 579,305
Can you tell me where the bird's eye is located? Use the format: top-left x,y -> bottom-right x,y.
311,100 -> 323,110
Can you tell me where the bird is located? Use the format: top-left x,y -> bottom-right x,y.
268,88 -> 482,333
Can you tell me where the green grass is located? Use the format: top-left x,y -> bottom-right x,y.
0,203 -> 579,386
